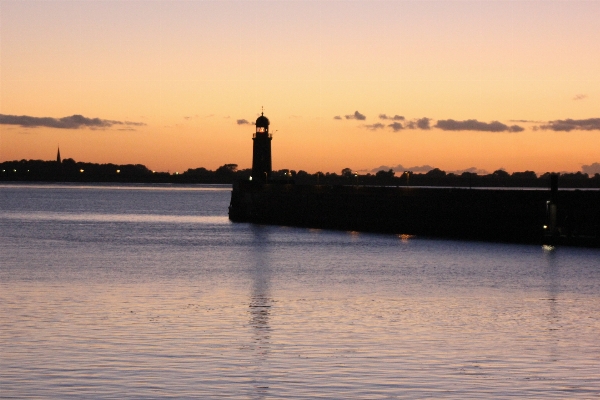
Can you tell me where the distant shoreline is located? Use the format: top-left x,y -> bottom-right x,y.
2,158 -> 600,188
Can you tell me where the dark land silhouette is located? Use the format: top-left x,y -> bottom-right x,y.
2,158 -> 600,188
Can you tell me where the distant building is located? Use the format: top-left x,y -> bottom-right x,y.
251,112 -> 272,182
56,147 -> 61,164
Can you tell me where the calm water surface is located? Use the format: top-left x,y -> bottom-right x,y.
1,184 -> 599,399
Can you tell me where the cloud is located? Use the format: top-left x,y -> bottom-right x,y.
573,94 -> 588,101
370,164 -> 434,174
448,167 -> 489,175
0,114 -> 145,129
364,123 -> 385,130
403,117 -> 432,130
345,111 -> 366,120
506,125 -> 525,132
388,122 -> 404,132
435,119 -> 524,132
407,164 -> 435,173
376,114 -> 431,131
379,114 -> 404,121
236,119 -> 250,125
123,121 -> 145,127
416,117 -> 431,130
539,118 -> 600,131
333,115 -> 342,120
370,165 -> 396,173
582,162 -> 600,175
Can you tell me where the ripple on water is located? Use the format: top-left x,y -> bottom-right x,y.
1,184 -> 599,398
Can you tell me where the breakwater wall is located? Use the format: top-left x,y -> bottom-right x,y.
229,181 -> 600,246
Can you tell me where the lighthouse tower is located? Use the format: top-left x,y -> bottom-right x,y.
251,112 -> 272,182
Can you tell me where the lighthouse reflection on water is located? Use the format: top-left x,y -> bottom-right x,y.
247,224 -> 273,394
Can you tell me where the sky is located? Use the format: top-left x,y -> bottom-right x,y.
1,0 -> 599,175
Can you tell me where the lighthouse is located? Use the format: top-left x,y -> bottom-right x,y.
251,112 -> 272,182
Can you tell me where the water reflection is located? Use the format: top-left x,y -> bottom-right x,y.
543,247 -> 560,362
247,225 -> 273,397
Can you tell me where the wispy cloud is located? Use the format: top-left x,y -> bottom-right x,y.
405,165 -> 436,173
448,167 -> 489,175
374,117 -> 432,132
370,164 -> 434,173
539,118 -> 600,131
345,111 -> 366,120
364,123 -> 385,130
0,114 -> 145,129
333,115 -> 342,120
573,94 -> 588,101
370,165 -> 403,173
435,119 -> 524,132
236,119 -> 250,125
379,114 -> 404,121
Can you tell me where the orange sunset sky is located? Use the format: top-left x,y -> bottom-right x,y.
1,0 -> 599,175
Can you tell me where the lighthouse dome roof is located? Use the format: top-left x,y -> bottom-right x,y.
256,114 -> 269,128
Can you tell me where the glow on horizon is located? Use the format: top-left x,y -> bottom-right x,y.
1,1 -> 599,174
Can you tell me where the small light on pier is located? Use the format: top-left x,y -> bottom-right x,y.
398,234 -> 414,242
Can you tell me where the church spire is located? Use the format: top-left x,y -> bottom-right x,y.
56,146 -> 61,164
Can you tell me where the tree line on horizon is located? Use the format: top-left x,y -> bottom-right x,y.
1,158 -> 599,188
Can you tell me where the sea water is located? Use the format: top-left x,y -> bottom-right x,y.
1,184 -> 599,399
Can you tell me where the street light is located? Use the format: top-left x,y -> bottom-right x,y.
404,171 -> 412,186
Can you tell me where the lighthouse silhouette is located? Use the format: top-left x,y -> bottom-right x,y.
251,111 -> 272,183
